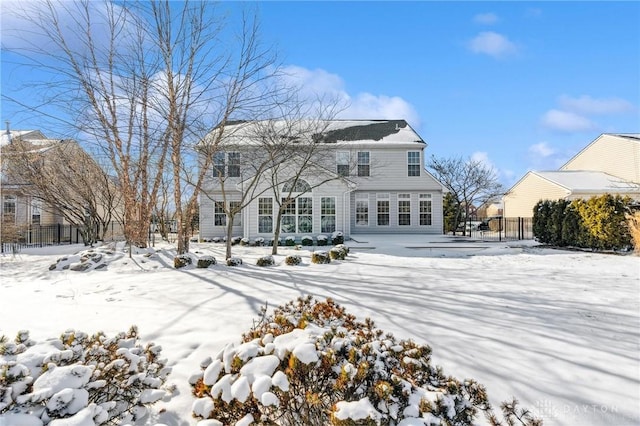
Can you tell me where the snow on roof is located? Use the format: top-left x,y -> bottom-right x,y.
207,119 -> 424,146
534,170 -> 640,193
0,130 -> 59,147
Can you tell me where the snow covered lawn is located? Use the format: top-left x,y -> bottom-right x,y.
1,235 -> 638,425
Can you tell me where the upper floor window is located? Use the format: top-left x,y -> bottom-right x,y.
283,178 -> 311,193
357,151 -> 370,177
336,151 -> 350,177
408,151 -> 420,176
213,152 -> 241,178
32,199 -> 41,225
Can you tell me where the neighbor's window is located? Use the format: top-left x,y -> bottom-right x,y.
408,151 -> 420,176
321,197 -> 336,233
258,197 -> 273,233
357,151 -> 370,177
31,199 -> 41,225
228,152 -> 241,177
419,193 -> 432,226
398,193 -> 411,226
213,152 -> 225,177
377,193 -> 389,226
355,194 -> 369,226
3,195 -> 16,223
336,151 -> 350,177
213,152 -> 241,178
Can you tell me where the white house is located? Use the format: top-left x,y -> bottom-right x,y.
199,119 -> 445,241
503,133 -> 640,218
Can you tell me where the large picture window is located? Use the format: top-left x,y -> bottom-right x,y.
355,194 -> 369,226
398,193 -> 411,226
357,151 -> 370,177
408,151 -> 420,176
321,197 -> 336,233
281,197 -> 313,233
377,193 -> 389,226
420,194 -> 432,226
258,197 -> 273,233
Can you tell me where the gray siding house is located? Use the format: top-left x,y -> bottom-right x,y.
199,119 -> 445,241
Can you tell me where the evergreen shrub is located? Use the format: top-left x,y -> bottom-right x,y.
284,255 -> 302,266
189,297 -> 541,426
197,256 -> 216,268
174,254 -> 192,269
316,235 -> 328,246
285,236 -> 296,246
331,231 -> 344,245
301,236 -> 314,246
256,255 -> 275,267
310,251 -> 331,264
226,257 -> 243,267
0,327 -> 170,425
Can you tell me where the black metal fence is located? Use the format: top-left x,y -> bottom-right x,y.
456,217 -> 533,242
1,222 -> 125,253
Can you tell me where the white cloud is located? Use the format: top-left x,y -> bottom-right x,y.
528,142 -> 555,158
473,13 -> 499,25
279,65 -> 420,126
540,109 -> 595,132
468,31 -> 518,58
558,95 -> 634,115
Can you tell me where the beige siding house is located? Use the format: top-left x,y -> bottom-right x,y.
503,134 -> 640,218
199,119 -> 446,240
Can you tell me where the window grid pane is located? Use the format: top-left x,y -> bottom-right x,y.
357,151 -> 370,177
377,200 -> 389,226
408,151 -> 420,177
228,152 -> 240,177
398,194 -> 411,225
321,197 -> 336,233
420,194 -> 432,226
214,201 -> 226,226
356,199 -> 368,226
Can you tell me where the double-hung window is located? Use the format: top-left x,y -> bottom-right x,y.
419,194 -> 432,225
355,194 -> 369,226
377,193 -> 389,226
214,201 -> 226,226
31,199 -> 41,225
336,151 -> 350,176
321,197 -> 336,233
258,197 -> 273,233
281,197 -> 313,233
398,193 -> 411,226
213,152 -> 241,177
408,151 -> 420,176
357,151 -> 370,177
3,195 -> 16,223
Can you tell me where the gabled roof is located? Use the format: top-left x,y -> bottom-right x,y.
207,119 -> 425,146
559,133 -> 640,170
533,170 -> 640,194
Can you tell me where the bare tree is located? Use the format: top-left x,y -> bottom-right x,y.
3,138 -> 121,245
428,155 -> 504,235
3,1 -> 281,255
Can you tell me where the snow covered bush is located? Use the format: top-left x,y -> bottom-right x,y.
254,237 -> 265,247
285,236 -> 296,247
0,326 -> 171,425
226,257 -> 243,267
197,256 -> 216,268
284,255 -> 302,266
174,254 -> 192,269
256,256 -> 275,267
311,251 -> 331,264
331,231 -> 344,245
301,236 -> 314,246
189,297 -> 541,426
240,238 -> 251,246
329,245 -> 349,260
317,235 -> 328,246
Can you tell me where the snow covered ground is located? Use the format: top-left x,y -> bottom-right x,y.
1,234 -> 638,426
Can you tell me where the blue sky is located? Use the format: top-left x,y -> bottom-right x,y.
2,1 -> 639,187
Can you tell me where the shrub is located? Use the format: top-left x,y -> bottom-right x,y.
627,211 -> 640,253
269,237 -> 283,247
226,257 -> 243,267
284,254 -> 302,266
285,236 -> 297,246
310,251 -> 331,264
212,237 -> 222,243
174,254 -> 192,269
230,236 -> 242,246
256,255 -> 275,267
329,244 -> 349,260
0,327 -> 171,425
316,235 -> 328,246
254,237 -> 265,247
197,256 -> 216,268
301,235 -> 314,246
331,231 -> 344,245
240,237 -> 250,246
189,297 -> 541,426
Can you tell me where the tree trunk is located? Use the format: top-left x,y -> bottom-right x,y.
271,208 -> 284,255
225,216 -> 234,260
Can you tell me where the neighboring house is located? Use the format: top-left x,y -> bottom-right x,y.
503,133 -> 640,218
1,129 -> 65,227
199,119 -> 446,240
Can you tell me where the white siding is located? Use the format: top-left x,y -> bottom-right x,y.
503,173 -> 569,218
